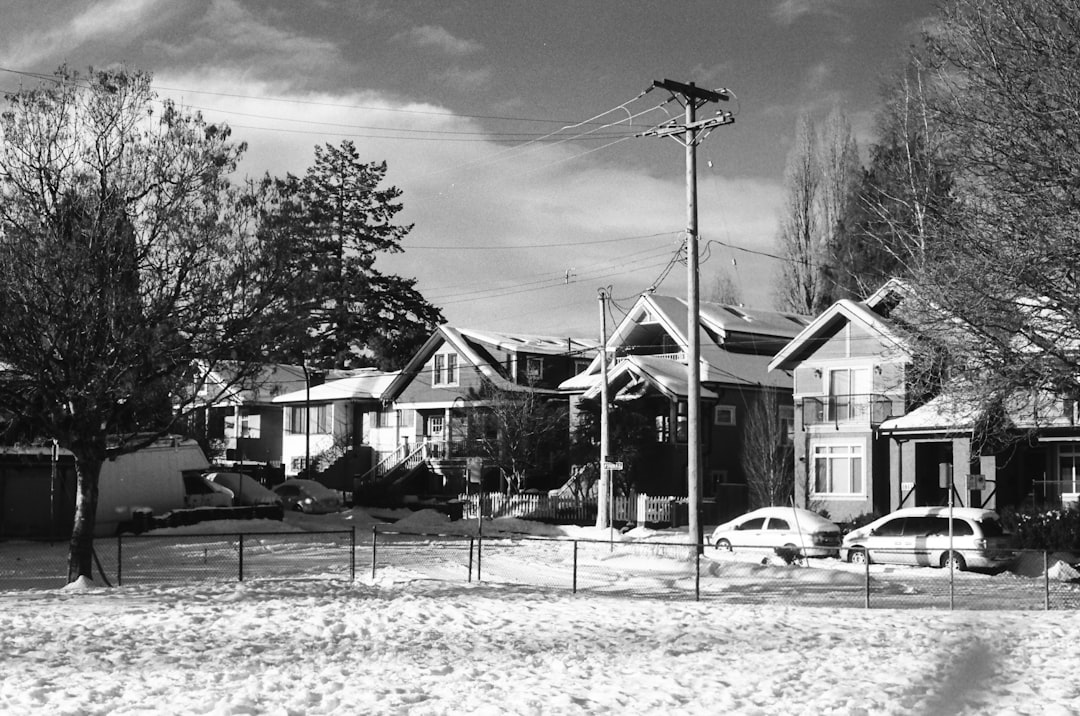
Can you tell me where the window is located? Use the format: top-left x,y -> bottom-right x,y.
676,401 -> 688,443
427,415 -> 445,437
827,367 -> 871,422
375,409 -> 396,429
766,518 -> 790,531
714,404 -> 737,426
433,352 -> 458,386
780,406 -> 795,444
812,443 -> 865,496
286,405 -> 332,435
446,354 -> 458,384
288,458 -> 307,474
574,359 -> 591,375
655,414 -> 670,443
433,354 -> 445,385
526,357 -> 543,381
736,517 -> 766,530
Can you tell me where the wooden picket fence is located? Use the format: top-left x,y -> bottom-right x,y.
456,492 -> 677,525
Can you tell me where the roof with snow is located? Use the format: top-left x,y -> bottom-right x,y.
272,369 -> 398,404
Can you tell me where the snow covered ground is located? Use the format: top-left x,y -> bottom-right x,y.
2,509 -> 1079,715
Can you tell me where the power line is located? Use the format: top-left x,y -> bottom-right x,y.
406,230 -> 680,251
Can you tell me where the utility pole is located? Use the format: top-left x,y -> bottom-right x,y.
596,288 -> 611,529
639,79 -> 733,548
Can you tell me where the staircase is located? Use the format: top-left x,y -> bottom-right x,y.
357,442 -> 431,487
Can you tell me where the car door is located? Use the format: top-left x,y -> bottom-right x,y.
732,517 -> 767,550
764,517 -> 792,550
865,516 -> 908,564
904,516 -> 942,566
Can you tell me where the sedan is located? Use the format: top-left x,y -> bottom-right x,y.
709,507 -> 842,558
272,479 -> 344,514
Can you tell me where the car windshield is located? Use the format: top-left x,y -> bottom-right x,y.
302,483 -> 338,499
977,518 -> 1007,537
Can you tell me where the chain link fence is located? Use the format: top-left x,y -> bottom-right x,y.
3,529 -> 1079,610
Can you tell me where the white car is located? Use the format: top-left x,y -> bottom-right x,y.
841,506 -> 1017,571
709,507 -> 842,558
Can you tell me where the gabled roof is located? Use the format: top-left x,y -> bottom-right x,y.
272,369 -> 398,405
610,294 -> 810,351
457,328 -> 599,357
562,293 -> 804,393
582,356 -> 720,401
200,362 -> 309,406
768,299 -> 912,372
382,325 -> 593,401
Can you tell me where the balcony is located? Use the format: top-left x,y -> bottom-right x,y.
801,394 -> 901,427
616,351 -> 686,364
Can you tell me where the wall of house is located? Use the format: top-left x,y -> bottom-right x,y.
280,401 -> 350,477
395,354 -> 486,405
796,430 -> 879,523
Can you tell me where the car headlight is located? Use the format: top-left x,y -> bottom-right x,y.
302,497 -> 313,505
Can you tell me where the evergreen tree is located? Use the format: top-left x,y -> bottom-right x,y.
259,141 -> 443,370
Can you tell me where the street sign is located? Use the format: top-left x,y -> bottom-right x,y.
602,461 -> 623,471
966,474 -> 986,491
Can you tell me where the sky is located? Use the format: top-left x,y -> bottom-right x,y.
2,509 -> 1080,714
0,0 -> 940,338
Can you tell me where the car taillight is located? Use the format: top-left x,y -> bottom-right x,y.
973,538 -> 986,549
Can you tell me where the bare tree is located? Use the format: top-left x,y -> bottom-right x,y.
741,390 -> 794,508
468,379 -> 569,494
0,68 -> 299,582
707,266 -> 743,305
897,0 -> 1080,412
776,109 -> 859,313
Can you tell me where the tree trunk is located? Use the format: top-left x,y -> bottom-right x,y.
67,452 -> 105,583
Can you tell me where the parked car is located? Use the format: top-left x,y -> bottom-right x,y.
841,506 -> 1017,571
709,507 -> 842,558
272,479 -> 344,514
204,472 -> 282,507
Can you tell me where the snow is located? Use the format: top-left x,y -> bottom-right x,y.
2,508 -> 1079,715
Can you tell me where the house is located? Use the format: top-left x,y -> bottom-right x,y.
561,293 -> 811,522
271,368 -> 398,489
769,279 -> 1080,522
767,281 -> 913,521
187,362 -> 309,465
359,326 -> 599,499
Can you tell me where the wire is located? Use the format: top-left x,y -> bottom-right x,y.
406,230 -> 679,251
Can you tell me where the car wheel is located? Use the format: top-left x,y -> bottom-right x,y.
940,550 -> 966,571
716,538 -> 732,552
848,547 -> 869,565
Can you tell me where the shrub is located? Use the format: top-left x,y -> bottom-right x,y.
998,507 -> 1080,552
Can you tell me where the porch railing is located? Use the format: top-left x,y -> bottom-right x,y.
358,441 -> 432,485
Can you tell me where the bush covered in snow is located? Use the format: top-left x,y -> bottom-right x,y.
1000,507 -> 1080,551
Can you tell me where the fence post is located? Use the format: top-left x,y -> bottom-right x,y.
572,540 -> 578,594
477,531 -> 482,582
371,526 -> 378,581
468,537 -> 474,582
864,555 -> 870,609
695,543 -> 700,602
1044,550 -> 1051,611
350,527 -> 356,582
117,534 -> 122,587
238,534 -> 244,582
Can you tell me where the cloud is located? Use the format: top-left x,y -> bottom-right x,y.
0,0 -> 178,67
393,25 -> 481,56
150,69 -> 784,335
149,0 -> 346,87
770,0 -> 851,25
436,66 -> 493,93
